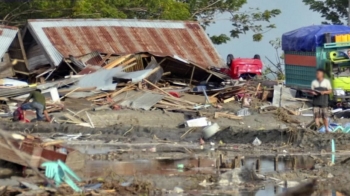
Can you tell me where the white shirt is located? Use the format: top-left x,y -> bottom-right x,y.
311,79 -> 332,90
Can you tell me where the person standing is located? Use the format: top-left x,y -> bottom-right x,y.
311,69 -> 332,133
21,89 -> 51,122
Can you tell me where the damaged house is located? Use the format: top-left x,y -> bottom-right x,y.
14,18 -> 227,83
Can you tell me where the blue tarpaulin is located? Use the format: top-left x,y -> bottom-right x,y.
282,25 -> 350,52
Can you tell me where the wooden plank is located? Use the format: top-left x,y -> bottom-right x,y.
122,62 -> 137,71
205,73 -> 213,82
86,92 -> 114,101
104,54 -> 132,69
144,79 -> 173,97
59,87 -> 80,100
214,112 -> 242,120
110,85 -> 135,98
122,57 -> 136,66
58,87 -> 96,94
223,97 -> 235,103
64,60 -> 78,74
41,140 -> 64,147
98,53 -> 112,66
17,31 -> 28,68
189,66 -> 195,87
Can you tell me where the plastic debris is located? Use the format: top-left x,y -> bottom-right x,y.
185,117 -> 211,127
41,160 -> 82,192
202,123 -> 220,139
173,187 -> 184,194
120,178 -> 134,187
331,139 -> 335,165
83,183 -> 102,191
177,164 -> 184,169
19,181 -> 39,190
237,108 -> 251,116
252,137 -> 262,146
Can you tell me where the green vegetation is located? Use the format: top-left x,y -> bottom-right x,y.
0,0 -> 280,44
303,0 -> 348,24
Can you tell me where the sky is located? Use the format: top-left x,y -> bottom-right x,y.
206,0 -> 324,65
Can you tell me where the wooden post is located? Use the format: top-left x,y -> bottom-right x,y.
216,158 -> 220,169
274,156 -> 278,171
256,159 -> 261,173
292,157 -> 297,170
205,73 -> 213,83
219,154 -> 224,168
232,156 -> 241,169
189,66 -> 195,87
241,157 -> 245,167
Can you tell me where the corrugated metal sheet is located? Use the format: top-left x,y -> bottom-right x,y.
27,19 -> 224,68
0,87 -> 35,97
75,67 -> 122,90
114,90 -> 164,110
0,25 -> 18,60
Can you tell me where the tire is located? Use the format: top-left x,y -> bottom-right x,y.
227,54 -> 234,67
253,54 -> 261,59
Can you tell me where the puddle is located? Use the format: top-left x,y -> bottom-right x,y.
83,157 -> 216,177
81,155 -> 318,178
69,145 -> 348,195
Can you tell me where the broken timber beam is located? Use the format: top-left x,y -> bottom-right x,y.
214,112 -> 242,120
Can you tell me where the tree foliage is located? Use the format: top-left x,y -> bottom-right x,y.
0,0 -> 280,44
303,0 -> 348,24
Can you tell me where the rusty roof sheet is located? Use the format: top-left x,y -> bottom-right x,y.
0,25 -> 18,59
27,19 -> 224,68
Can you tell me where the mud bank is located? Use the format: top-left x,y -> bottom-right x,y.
1,119 -> 350,154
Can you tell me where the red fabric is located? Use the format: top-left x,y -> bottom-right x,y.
15,107 -> 29,123
169,91 -> 180,98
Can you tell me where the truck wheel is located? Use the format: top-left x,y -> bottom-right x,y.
227,54 -> 234,67
253,54 -> 261,59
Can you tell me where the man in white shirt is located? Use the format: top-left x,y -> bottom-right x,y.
311,69 -> 332,133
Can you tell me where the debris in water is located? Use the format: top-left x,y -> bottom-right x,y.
199,138 -> 205,145
41,160 -> 82,192
237,108 -> 251,116
148,147 -> 156,152
173,187 -> 184,194
252,137 -> 262,146
202,123 -> 220,139
120,178 -> 134,187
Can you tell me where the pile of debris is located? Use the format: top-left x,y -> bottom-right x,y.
0,18 -> 313,130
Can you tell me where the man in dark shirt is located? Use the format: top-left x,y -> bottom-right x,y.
21,89 -> 51,122
311,69 -> 332,133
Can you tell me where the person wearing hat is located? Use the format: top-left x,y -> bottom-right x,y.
21,89 -> 51,122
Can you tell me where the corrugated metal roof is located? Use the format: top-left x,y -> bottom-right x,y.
27,19 -> 224,68
0,25 -> 18,59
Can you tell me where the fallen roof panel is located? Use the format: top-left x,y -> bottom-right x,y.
0,25 -> 18,59
27,19 -> 224,68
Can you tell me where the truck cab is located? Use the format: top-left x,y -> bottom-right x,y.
220,54 -> 263,79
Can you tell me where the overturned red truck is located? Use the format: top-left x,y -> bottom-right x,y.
217,54 -> 263,79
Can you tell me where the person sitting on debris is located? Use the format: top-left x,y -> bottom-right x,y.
21,89 -> 51,122
311,68 -> 332,133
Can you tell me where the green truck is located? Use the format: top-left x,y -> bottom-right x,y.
282,25 -> 350,107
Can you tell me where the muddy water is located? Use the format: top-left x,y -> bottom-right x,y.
70,145 -> 348,195
84,157 -> 216,177
81,155 -> 320,178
